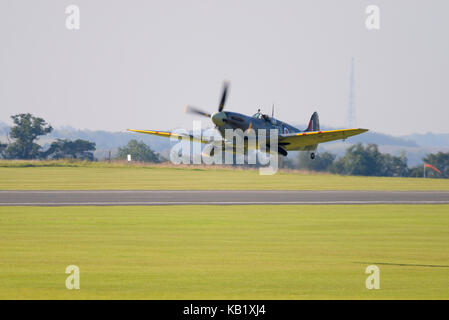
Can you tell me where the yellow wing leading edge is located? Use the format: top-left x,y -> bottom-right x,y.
127,129 -> 213,144
128,128 -> 369,151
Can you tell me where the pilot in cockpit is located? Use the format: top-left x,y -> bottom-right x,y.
252,109 -> 262,119
253,109 -> 269,121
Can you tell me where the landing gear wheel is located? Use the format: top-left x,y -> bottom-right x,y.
310,152 -> 315,160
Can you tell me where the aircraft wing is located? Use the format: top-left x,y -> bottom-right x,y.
279,128 -> 368,150
127,129 -> 214,144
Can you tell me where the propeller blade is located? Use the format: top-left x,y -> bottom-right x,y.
218,81 -> 229,112
184,105 -> 211,118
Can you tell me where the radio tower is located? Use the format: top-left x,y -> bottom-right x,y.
347,57 -> 356,128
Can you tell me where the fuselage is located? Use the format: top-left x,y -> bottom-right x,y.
212,111 -> 300,139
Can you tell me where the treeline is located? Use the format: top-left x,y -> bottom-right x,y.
0,114 -> 97,160
290,143 -> 448,179
0,113 -> 165,163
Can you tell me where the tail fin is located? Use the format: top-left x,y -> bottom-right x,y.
305,112 -> 320,132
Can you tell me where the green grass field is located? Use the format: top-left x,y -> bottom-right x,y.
1,161 -> 448,190
1,204 -> 449,299
1,161 -> 448,299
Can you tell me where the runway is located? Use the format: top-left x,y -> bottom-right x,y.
0,190 -> 448,206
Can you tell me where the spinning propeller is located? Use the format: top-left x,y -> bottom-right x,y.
185,82 -> 229,121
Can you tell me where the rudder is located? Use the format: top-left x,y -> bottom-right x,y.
305,112 -> 320,132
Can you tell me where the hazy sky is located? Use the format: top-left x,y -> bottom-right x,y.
0,0 -> 448,135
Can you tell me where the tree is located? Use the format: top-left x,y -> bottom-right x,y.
0,142 -> 7,159
408,165 -> 424,178
330,143 -> 408,177
44,139 -> 96,161
5,113 -> 53,159
117,139 -> 162,163
297,151 -> 336,172
381,152 -> 408,177
330,143 -> 383,176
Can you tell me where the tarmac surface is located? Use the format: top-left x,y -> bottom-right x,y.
0,190 -> 448,206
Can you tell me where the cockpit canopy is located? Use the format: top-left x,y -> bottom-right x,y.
252,112 -> 277,125
252,112 -> 264,119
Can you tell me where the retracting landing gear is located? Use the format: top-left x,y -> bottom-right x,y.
310,152 -> 315,160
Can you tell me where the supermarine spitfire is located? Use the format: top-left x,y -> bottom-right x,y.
128,82 -> 368,159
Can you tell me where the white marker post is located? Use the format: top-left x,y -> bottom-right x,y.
127,154 -> 131,162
